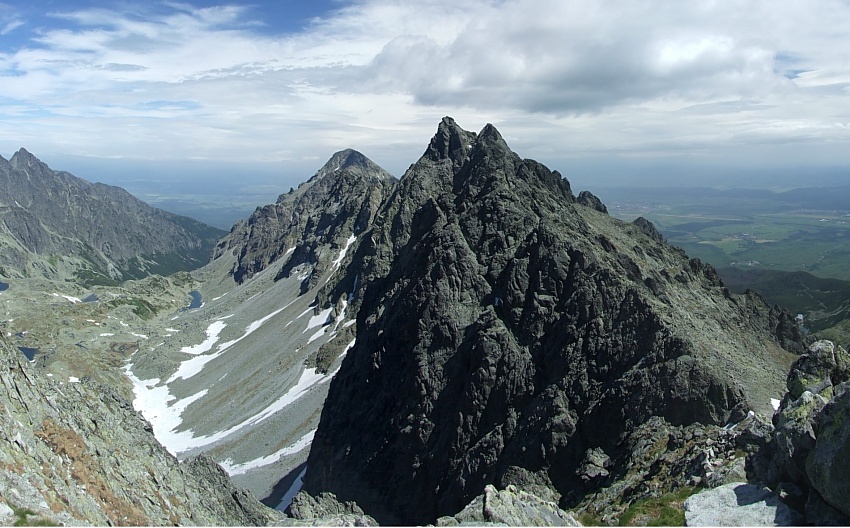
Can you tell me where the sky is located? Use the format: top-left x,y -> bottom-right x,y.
2,0 -> 850,207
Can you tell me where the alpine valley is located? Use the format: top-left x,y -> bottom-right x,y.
1,119 -> 849,526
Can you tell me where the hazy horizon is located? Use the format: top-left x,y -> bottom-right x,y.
1,1 -> 850,197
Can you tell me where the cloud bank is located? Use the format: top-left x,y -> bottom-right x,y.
1,0 -> 849,181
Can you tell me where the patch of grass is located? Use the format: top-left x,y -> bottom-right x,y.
579,511 -> 604,526
618,486 -> 699,527
13,507 -> 53,526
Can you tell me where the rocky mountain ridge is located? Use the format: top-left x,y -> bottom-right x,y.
301,117 -> 805,524
0,148 -> 225,284
4,118 -> 846,526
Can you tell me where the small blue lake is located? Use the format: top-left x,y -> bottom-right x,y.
82,293 -> 98,303
0,281 -> 8,292
186,290 -> 202,310
18,347 -> 38,361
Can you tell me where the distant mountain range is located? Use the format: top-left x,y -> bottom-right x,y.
0,148 -> 225,284
2,119 -> 849,526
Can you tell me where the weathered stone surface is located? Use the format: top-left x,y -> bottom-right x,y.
787,339 -> 850,400
576,190 -> 607,213
746,340 -> 850,524
683,483 -> 803,526
805,388 -> 850,517
437,485 -> 581,526
0,502 -> 14,525
0,332 -> 280,526
304,118 -> 800,525
285,491 -> 377,526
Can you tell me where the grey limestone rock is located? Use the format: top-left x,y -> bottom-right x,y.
285,491 -> 378,526
805,388 -> 850,517
0,332 -> 280,526
683,482 -> 804,526
437,484 -> 581,526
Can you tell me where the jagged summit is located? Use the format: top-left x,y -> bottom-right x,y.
302,118 -> 801,524
219,149 -> 397,284
9,147 -> 38,168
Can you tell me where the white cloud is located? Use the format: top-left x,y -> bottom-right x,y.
1,0 -> 850,182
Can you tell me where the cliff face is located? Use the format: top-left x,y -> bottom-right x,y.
0,332 -> 279,526
303,118 -> 802,524
0,149 -> 224,283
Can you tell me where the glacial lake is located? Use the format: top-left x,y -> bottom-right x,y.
187,290 -> 202,310
82,293 -> 98,303
0,281 -> 8,292
18,346 -> 38,361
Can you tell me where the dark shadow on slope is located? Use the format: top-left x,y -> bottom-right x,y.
262,461 -> 308,511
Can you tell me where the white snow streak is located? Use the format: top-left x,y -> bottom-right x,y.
332,235 -> 356,269
305,308 -> 332,332
53,293 -> 82,303
220,429 -> 316,476
123,362 -> 210,455
180,320 -> 227,355
771,398 -> 781,411
169,305 -> 290,383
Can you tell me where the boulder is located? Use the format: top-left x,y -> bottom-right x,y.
683,483 -> 803,526
437,485 -> 581,526
805,389 -> 850,517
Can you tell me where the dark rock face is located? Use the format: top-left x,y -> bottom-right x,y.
0,148 -> 224,281
218,149 -> 396,285
303,118 -> 800,525
576,190 -> 607,213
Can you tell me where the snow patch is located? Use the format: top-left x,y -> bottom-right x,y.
68,377 -> 80,383
180,320 -> 227,355
53,293 -> 82,304
332,235 -> 357,269
220,429 -> 315,476
305,307 -> 332,332
771,398 -> 781,411
169,305 -> 290,383
130,332 -> 148,340
99,333 -> 115,337
307,327 -> 326,344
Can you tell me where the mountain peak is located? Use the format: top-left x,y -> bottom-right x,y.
10,147 -> 39,169
315,148 -> 393,182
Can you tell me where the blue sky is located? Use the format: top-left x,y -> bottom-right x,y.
2,0 -> 850,199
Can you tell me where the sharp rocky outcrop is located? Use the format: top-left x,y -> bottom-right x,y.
0,331 -> 280,526
0,149 -> 225,283
747,339 -> 850,524
302,117 -> 803,524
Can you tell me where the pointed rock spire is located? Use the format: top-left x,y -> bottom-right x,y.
426,116 -> 477,166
